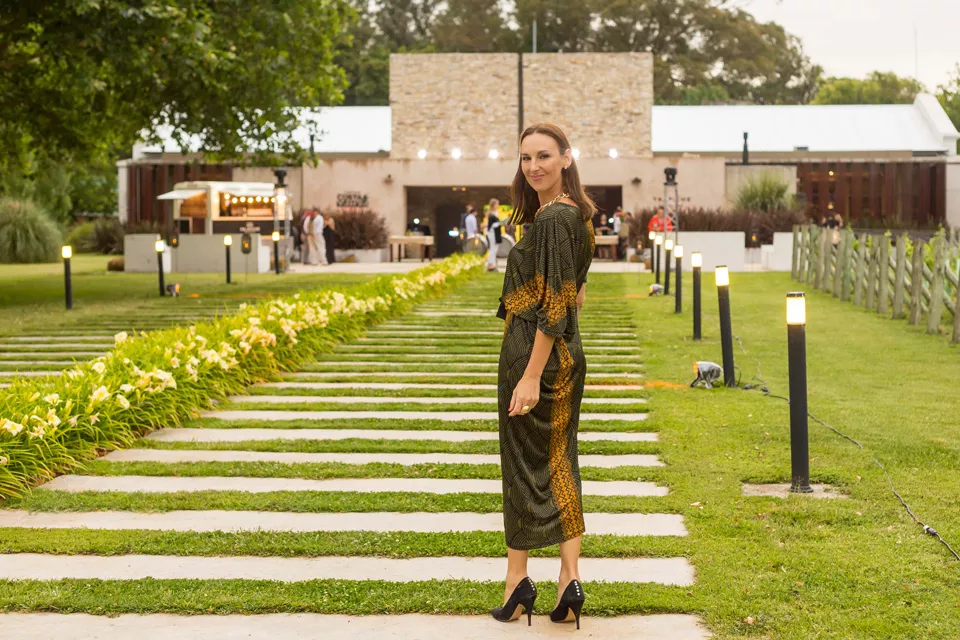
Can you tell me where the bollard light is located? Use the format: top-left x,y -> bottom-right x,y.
155,239 -> 166,297
664,238 -> 674,295
224,235 -> 233,284
786,292 -> 813,493
272,230 -> 281,275
61,245 -> 73,310
674,245 -> 683,314
715,266 -> 735,387
692,252 -> 702,340
655,234 -> 663,284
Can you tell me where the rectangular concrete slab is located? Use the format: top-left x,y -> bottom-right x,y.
0,554 -> 693,585
228,396 -> 646,406
0,510 -> 686,536
144,428 -> 659,443
105,449 -> 664,468
0,360 -> 77,366
0,370 -> 60,377
0,613 -> 711,639
38,475 -> 668,497
202,410 -> 649,422
0,352 -> 103,358
0,336 -> 114,342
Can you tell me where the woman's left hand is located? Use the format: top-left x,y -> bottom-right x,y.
508,375 -> 540,417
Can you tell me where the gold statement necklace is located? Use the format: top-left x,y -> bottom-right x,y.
535,191 -> 571,217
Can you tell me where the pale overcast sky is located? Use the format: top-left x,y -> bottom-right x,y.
742,0 -> 960,91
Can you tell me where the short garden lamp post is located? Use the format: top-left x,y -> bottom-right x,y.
224,235 -> 233,284
61,245 -> 73,310
673,245 -> 683,314
715,266 -> 736,387
272,231 -> 281,275
155,239 -> 166,297
692,252 -> 702,340
787,292 -> 813,493
664,238 -> 674,295
655,234 -> 663,284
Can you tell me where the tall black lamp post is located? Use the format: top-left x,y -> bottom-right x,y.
664,238 -> 673,295
674,245 -> 683,313
155,239 -> 166,297
787,292 -> 813,493
273,169 -> 289,271
716,265 -> 736,387
692,252 -> 702,340
655,234 -> 663,284
272,231 -> 281,275
664,167 -> 679,245
61,245 -> 73,310
224,235 -> 233,284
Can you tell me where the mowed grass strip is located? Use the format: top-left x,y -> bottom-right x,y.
134,438 -> 660,456
0,579 -> 690,616
0,528 -> 689,559
279,374 -> 646,385
184,417 -> 656,433
5,490 -> 672,515
80,460 -> 666,483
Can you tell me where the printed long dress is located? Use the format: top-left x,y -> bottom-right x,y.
497,202 -> 595,550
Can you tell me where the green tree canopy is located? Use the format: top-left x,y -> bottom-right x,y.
937,65 -> 960,153
0,0 -> 353,165
338,0 -> 822,106
812,71 -> 927,105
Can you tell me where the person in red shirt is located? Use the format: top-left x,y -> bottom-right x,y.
648,206 -> 674,233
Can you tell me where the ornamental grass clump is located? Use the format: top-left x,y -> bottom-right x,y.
0,253 -> 483,499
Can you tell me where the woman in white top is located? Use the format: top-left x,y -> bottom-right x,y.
311,211 -> 327,265
485,198 -> 502,271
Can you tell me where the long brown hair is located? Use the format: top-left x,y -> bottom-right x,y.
509,123 -> 596,225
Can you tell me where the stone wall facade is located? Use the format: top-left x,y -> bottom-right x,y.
521,53 -> 653,159
389,53 -> 519,162
390,52 -> 654,161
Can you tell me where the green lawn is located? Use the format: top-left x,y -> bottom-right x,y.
630,270 -> 960,638
0,256 -> 377,336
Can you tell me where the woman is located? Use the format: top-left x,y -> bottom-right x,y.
492,123 -> 595,629
485,198 -> 502,271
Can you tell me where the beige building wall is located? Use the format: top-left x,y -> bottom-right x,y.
522,53 -> 653,159
390,53 -> 519,161
267,156 -> 727,236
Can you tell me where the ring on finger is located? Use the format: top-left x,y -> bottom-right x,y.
520,404 -> 531,415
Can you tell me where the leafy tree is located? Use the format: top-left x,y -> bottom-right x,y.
812,71 -> 927,105
433,0 -> 513,52
936,65 -> 960,153
0,0 -> 353,165
513,0 -> 598,53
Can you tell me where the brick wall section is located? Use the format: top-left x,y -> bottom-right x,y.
390,53 -> 519,161
522,53 -> 653,159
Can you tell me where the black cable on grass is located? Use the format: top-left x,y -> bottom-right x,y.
729,333 -> 960,562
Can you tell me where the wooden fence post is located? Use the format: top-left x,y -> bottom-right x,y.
909,239 -> 925,326
791,225 -> 800,280
840,229 -> 855,302
853,233 -> 867,307
865,238 -> 877,311
928,234 -> 947,334
892,233 -> 908,319
953,278 -> 960,343
806,226 -> 817,286
797,225 -> 809,282
832,232 -> 846,298
877,232 -> 891,315
815,227 -> 829,289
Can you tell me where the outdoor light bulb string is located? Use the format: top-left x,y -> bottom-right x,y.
721,328 -> 960,562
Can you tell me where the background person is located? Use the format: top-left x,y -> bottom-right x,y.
485,198 -> 502,271
322,216 -> 336,265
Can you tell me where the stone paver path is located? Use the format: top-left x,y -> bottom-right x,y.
0,275 -> 707,638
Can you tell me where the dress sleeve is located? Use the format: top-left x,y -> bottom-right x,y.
533,209 -> 579,337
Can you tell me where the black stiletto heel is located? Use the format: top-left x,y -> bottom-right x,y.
491,577 -> 537,626
549,579 -> 586,630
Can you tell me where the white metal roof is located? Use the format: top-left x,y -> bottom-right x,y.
132,95 -> 957,159
652,95 -> 958,155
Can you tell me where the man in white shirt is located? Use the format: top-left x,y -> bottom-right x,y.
464,205 -> 478,239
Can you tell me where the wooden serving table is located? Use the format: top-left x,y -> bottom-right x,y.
594,235 -> 619,261
389,234 -> 435,262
